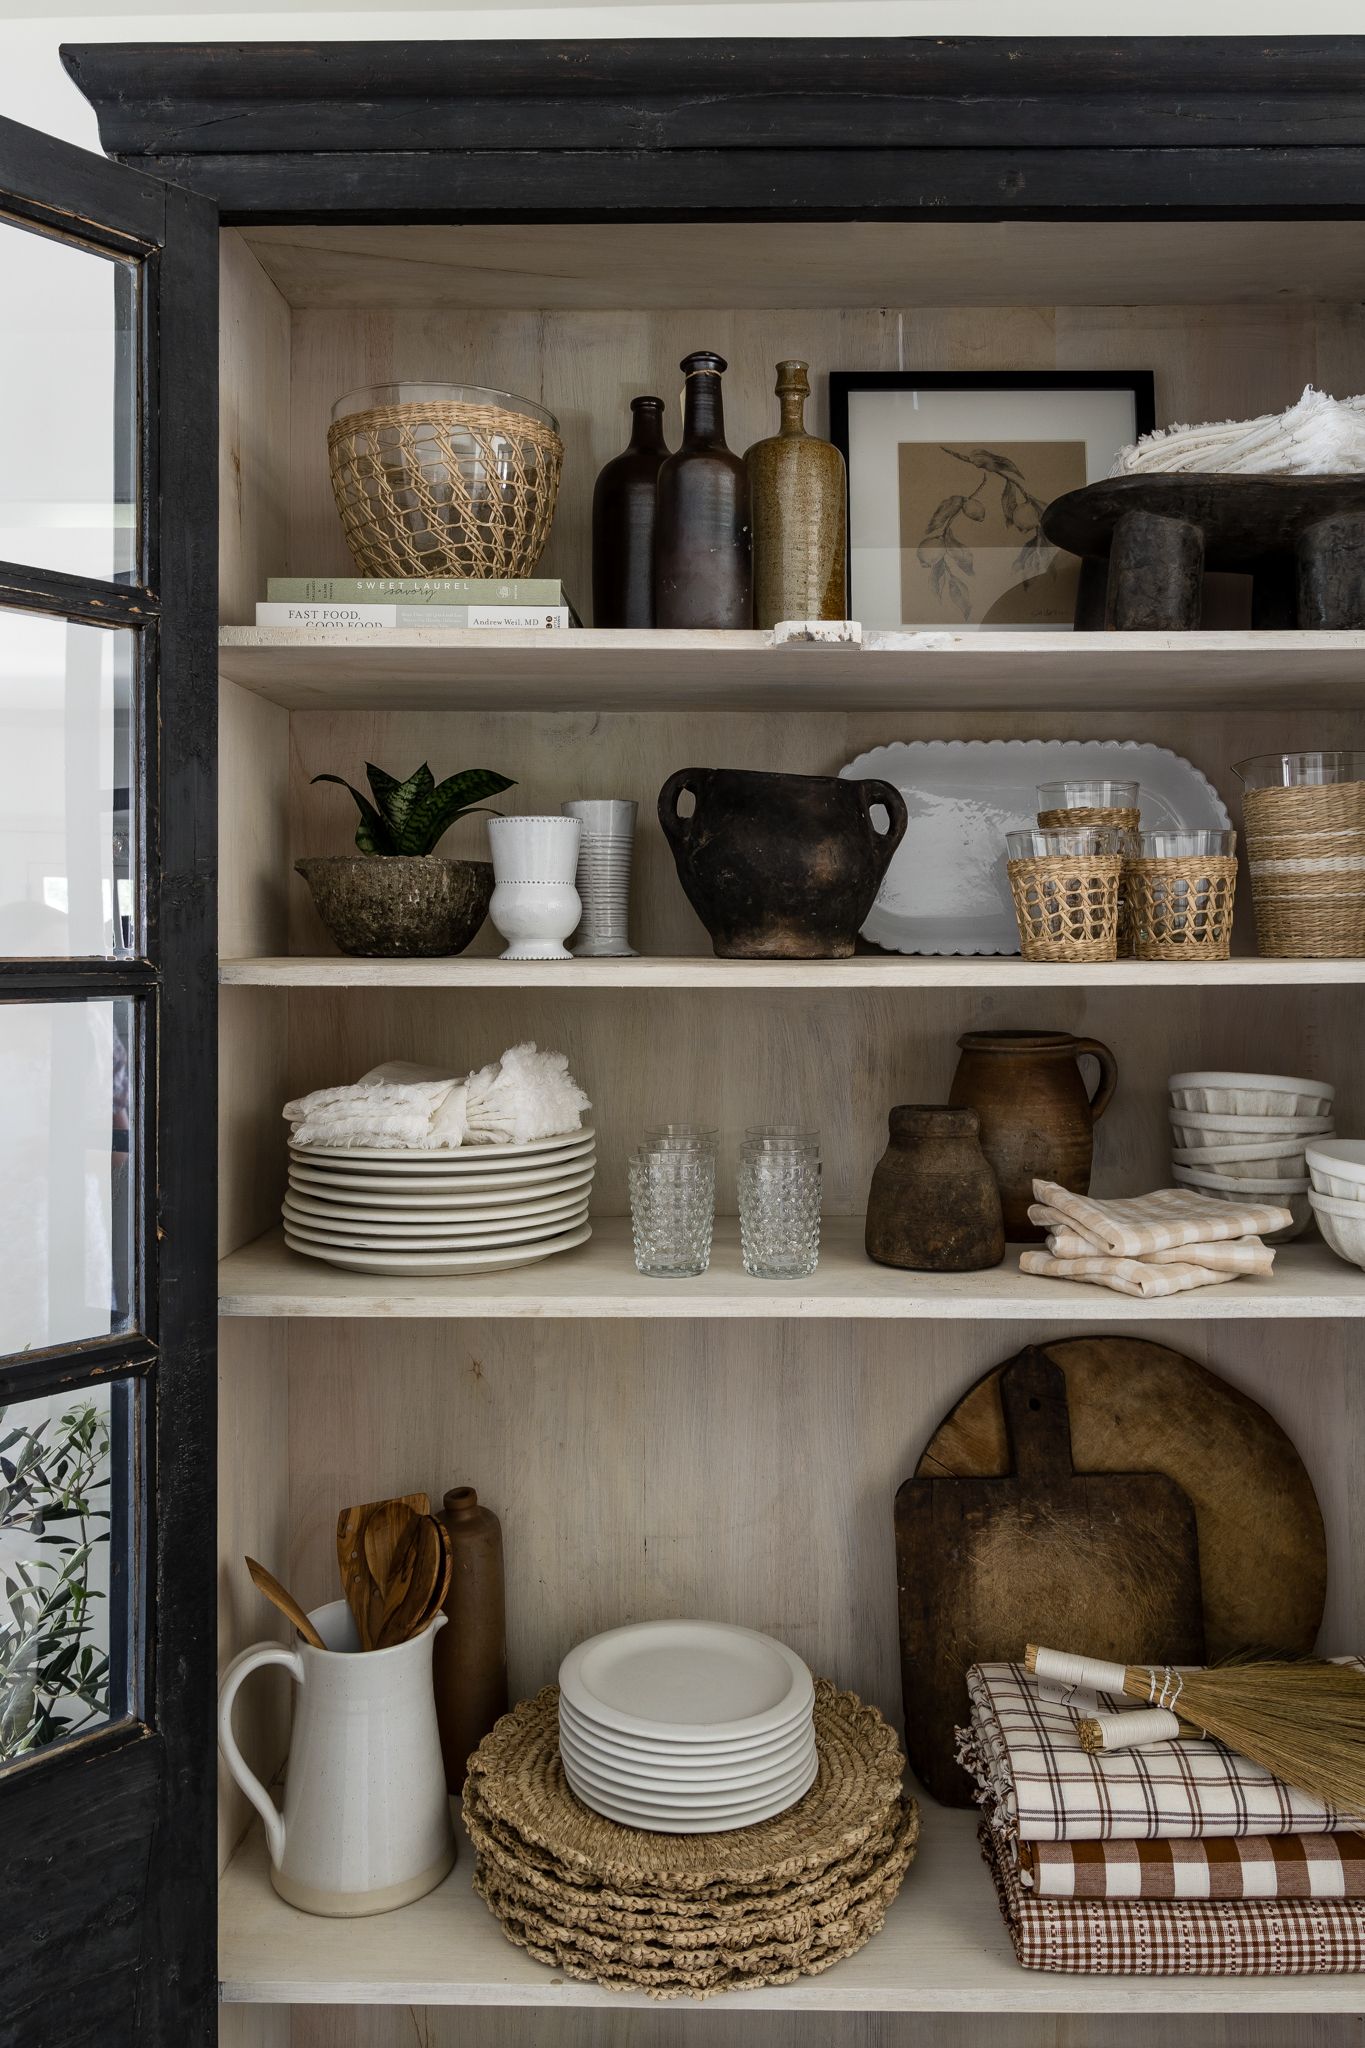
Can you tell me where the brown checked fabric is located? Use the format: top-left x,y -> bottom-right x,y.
983,1822 -> 1365,1973
1019,1833 -> 1365,1900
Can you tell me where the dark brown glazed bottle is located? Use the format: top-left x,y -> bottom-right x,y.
654,351 -> 753,629
433,1485 -> 508,1794
591,396 -> 671,627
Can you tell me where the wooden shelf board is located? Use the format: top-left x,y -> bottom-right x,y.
238,220 -> 1365,313
220,954 -> 1365,990
218,1805 -> 1365,2012
217,627 -> 1365,714
218,1219 -> 1365,1322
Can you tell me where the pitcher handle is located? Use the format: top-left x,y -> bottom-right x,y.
658,769 -> 703,850
1072,1037 -> 1118,1124
854,778 -> 909,867
218,1639 -> 303,1869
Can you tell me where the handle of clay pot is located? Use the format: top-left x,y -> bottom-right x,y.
854,779 -> 910,870
658,769 -> 703,849
218,1639 -> 303,1869
1072,1037 -> 1119,1124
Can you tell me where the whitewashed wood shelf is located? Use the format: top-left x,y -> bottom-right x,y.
218,1804 -> 1365,2012
216,626 -> 1365,713
221,953 -> 1365,990
218,1219 -> 1365,1321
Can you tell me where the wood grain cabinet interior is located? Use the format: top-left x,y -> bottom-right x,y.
55,33 -> 1365,2044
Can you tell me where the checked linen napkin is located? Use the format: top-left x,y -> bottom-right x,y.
981,1820 -> 1365,1973
1018,1181 -> 1289,1299
958,1663 -> 1349,1845
1018,1833 -> 1365,1901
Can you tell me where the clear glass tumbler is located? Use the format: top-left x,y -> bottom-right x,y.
629,1148 -> 715,1277
738,1149 -> 822,1278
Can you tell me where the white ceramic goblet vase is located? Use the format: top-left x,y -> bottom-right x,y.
488,815 -> 582,961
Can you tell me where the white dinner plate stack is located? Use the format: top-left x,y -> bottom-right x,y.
282,1125 -> 595,1275
557,1620 -> 818,1834
1168,1070 -> 1334,1243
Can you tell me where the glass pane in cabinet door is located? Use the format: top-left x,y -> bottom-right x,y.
0,1381 -> 130,1764
0,999 -> 135,1358
0,608 -> 135,956
0,215 -> 138,584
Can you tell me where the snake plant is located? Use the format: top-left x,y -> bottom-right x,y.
314,761 -> 516,857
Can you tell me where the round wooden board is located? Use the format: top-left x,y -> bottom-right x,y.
915,1334 -> 1325,1658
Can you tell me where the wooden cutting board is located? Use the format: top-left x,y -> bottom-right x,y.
900,1334 -> 1328,1806
896,1345 -> 1205,1806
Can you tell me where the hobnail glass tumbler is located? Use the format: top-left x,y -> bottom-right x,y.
738,1151 -> 822,1278
629,1149 -> 715,1277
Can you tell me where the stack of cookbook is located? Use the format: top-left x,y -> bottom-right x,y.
255,575 -> 580,629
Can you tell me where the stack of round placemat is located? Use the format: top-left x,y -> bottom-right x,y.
464,1680 -> 919,1999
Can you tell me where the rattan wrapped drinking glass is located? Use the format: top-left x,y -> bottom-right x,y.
1006,828 -> 1125,963
1235,753 -> 1365,959
1128,830 -> 1237,960
1036,779 -> 1141,835
328,382 -> 565,579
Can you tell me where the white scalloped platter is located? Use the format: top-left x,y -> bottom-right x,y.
839,739 -> 1232,956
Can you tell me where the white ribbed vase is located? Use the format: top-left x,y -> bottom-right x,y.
563,799 -> 638,958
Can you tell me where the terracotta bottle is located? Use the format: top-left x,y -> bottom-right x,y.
865,1106 -> 1005,1272
591,396 -> 671,627
947,1029 -> 1118,1240
653,350 -> 753,629
745,360 -> 847,628
432,1485 -> 508,1793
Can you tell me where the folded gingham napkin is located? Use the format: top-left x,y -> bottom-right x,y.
1019,1832 -> 1365,1900
958,1662 -> 1348,1845
1017,1249 -> 1255,1299
1028,1181 -> 1292,1256
981,1819 -> 1365,1973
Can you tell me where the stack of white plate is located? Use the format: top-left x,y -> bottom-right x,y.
558,1621 -> 817,1835
282,1125 -> 594,1275
1168,1070 -> 1335,1243
1305,1140 -> 1365,1270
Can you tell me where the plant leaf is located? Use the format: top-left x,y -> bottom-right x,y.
401,770 -> 517,856
378,763 -> 435,845
945,569 -> 973,619
310,774 -> 395,856
925,494 -> 966,533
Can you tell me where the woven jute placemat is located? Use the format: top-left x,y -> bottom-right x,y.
463,1678 -> 919,1998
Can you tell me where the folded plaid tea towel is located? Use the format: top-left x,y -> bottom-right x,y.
1017,1249 -> 1246,1298
1027,1182 -> 1292,1257
959,1663 -> 1349,1845
1018,1832 -> 1365,1900
981,1820 -> 1365,1973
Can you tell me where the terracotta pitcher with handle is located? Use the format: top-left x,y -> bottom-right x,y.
947,1029 -> 1118,1240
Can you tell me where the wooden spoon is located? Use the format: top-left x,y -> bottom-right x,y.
375,1515 -> 445,1649
367,1508 -> 425,1649
337,1492 -> 429,1650
246,1555 -> 327,1651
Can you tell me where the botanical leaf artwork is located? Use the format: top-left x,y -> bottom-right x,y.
916,447 -> 1056,622
0,1400 -> 111,1760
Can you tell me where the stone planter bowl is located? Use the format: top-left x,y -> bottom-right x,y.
296,855 -> 493,957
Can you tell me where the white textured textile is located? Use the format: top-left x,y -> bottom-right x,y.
1111,385 -> 1365,479
283,1044 -> 590,1150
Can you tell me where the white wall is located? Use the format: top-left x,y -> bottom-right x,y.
5,1 -> 1364,156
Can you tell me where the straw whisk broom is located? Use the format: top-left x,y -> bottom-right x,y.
1025,1644 -> 1365,1818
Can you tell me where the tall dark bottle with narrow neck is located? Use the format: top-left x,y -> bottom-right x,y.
654,351 -> 753,629
592,396 -> 671,627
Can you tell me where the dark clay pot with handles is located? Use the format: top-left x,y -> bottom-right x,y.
658,767 -> 908,959
947,1028 -> 1119,1241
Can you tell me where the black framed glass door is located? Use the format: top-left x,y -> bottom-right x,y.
0,117 -> 217,2048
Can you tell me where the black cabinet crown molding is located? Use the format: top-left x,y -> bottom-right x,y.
63,37 -> 1365,223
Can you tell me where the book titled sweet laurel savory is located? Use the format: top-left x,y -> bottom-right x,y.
266,576 -> 569,604
255,603 -> 574,630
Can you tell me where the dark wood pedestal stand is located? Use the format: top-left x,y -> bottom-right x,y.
1043,473 -> 1365,629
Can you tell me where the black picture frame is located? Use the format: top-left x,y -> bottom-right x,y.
829,370 -> 1156,631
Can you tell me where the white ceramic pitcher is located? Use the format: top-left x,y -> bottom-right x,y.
217,1597 -> 455,1916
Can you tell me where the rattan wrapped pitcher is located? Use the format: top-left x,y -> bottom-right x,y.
328,382 -> 564,579
1236,753 -> 1365,958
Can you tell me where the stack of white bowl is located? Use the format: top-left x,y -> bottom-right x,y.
558,1620 -> 818,1835
1169,1070 -> 1335,1243
282,1124 -> 595,1275
1305,1141 -> 1365,1270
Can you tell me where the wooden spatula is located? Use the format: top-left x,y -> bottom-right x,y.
246,1555 -> 327,1650
374,1514 -> 445,1649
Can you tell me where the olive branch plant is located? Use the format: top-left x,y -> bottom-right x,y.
0,1399 -> 112,1762
916,446 -> 1057,622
